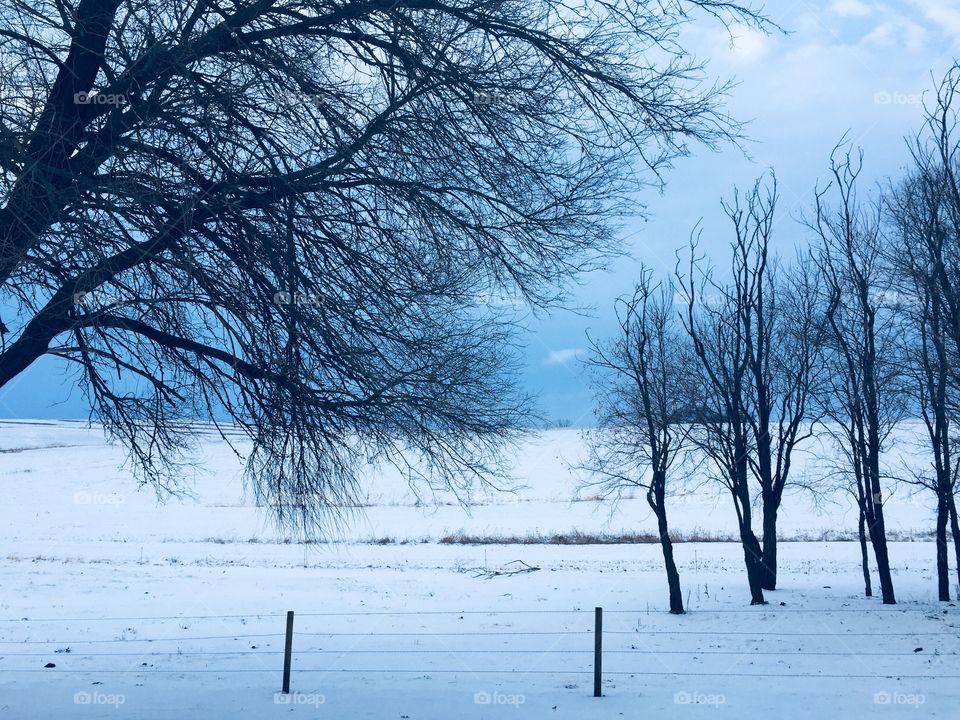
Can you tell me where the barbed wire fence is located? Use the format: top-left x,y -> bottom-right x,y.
1,606 -> 958,701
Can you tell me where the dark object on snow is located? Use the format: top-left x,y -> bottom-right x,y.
466,560 -> 541,579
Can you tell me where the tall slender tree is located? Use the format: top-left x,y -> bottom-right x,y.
584,268 -> 692,614
677,238 -> 766,605
811,146 -> 903,604
726,177 -> 824,591
904,66 -> 960,588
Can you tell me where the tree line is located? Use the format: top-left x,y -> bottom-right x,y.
586,67 -> 960,611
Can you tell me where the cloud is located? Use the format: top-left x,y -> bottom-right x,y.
862,18 -> 928,52
910,0 -> 960,38
729,28 -> 770,62
544,348 -> 586,366
830,0 -> 872,18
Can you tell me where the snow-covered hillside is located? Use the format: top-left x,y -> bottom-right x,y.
0,420 -> 944,547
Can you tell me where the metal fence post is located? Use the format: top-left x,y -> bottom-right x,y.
594,607 -> 602,697
282,610 -> 295,694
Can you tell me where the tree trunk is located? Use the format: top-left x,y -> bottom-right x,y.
656,506 -> 684,614
949,494 -> 960,595
740,527 -> 767,605
937,494 -> 950,601
866,429 -> 895,603
734,448 -> 766,605
858,504 -> 872,598
760,496 -> 778,590
650,473 -> 684,614
738,484 -> 767,605
866,502 -> 896,604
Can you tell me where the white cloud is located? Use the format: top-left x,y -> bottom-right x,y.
544,348 -> 586,366
830,0 -> 872,18
910,0 -> 960,38
729,28 -> 770,63
902,21 -> 929,52
862,18 -> 928,52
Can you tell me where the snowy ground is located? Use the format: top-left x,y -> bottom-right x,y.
0,420 -> 958,718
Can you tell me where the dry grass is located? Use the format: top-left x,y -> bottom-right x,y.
436,529 -> 727,545
200,528 -> 936,546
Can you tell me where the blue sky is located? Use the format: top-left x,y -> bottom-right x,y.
525,0 -> 960,424
1,0 -> 958,422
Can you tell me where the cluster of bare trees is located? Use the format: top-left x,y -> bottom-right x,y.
587,176 -> 820,610
588,66 -> 960,610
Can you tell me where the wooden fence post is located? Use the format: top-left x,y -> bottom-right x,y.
282,610 -> 295,694
594,606 -> 602,697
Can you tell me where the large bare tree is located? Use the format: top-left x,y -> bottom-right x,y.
0,0 -> 766,532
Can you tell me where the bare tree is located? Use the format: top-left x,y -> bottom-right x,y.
810,145 -> 903,604
677,238 -> 765,605
896,241 -> 958,602
726,177 -> 823,591
755,254 -> 826,589
675,176 -> 822,602
899,66 -> 960,592
584,267 -> 692,614
0,0 -> 768,532
887,89 -> 960,600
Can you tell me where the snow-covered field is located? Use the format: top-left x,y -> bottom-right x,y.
1,420 -> 958,719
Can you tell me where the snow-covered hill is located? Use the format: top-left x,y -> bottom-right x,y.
0,420 -> 942,547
